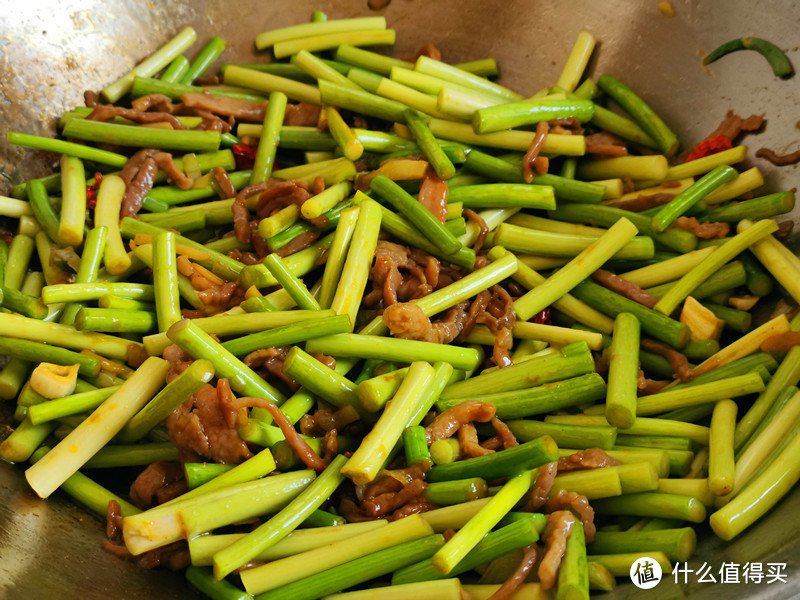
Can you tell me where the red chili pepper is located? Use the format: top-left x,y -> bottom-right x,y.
685,134 -> 732,162
531,308 -> 551,325
232,144 -> 258,171
85,172 -> 104,209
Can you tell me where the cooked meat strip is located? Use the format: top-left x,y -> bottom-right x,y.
166,381 -> 252,464
755,146 -> 800,166
525,461 -> 558,511
425,400 -> 497,443
457,290 -> 491,340
418,166 -> 449,223
591,269 -> 659,309
132,94 -> 178,113
606,192 -> 676,212
545,490 -> 596,542
538,510 -> 575,590
679,111 -> 765,162
392,496 -> 438,520
638,371 -> 669,395
464,208 -> 489,252
364,241 -> 438,307
212,166 -> 237,199
106,499 -> 124,539
363,478 -> 428,518
232,196 -> 252,243
339,498 -> 376,523
84,90 -> 99,107
243,346 -> 297,390
548,117 -> 583,136
197,280 -> 242,312
180,92 -> 267,121
459,422 -> 495,457
129,461 -> 187,509
274,230 -> 320,258
522,122 -> 550,183
313,405 -> 360,431
672,216 -> 730,239
480,435 -> 505,451
491,418 -> 519,449
415,43 -> 442,61
256,400 -> 327,470
284,103 -> 323,127
87,104 -> 185,129
709,110 -> 765,142
641,339 -> 694,381
382,301 -> 468,344
119,149 -> 160,217
153,152 -> 194,190
492,327 -> 513,368
255,179 -> 312,221
488,544 -> 540,600
585,132 -> 629,157
557,448 -> 620,472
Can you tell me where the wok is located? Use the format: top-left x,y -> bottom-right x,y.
1,0 -> 799,598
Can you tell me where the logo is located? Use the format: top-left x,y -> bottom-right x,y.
631,556 -> 663,589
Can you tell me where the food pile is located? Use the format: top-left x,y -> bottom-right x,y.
0,11 -> 799,600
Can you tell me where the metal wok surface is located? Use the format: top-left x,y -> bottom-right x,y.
1,0 -> 799,598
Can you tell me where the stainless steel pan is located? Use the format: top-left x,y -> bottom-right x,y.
1,1 -> 798,598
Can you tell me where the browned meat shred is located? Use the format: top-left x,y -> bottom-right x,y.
545,490 -> 596,542
638,371 -> 669,395
87,104 -> 185,129
641,339 -> 694,381
418,166 -> 449,223
491,417 -> 519,449
672,216 -> 730,239
153,152 -> 194,190
464,208 -> 489,252
244,346 -> 297,390
363,478 -> 428,518
180,92 -> 267,121
522,121 -> 550,183
257,400 -> 328,471
557,448 -> 621,472
585,132 -> 629,157
212,166 -> 237,199
415,43 -> 442,61
678,110 -> 765,162
284,103 -> 323,127
129,461 -> 188,509
755,146 -> 800,166
367,0 -> 391,9
525,461 -> 558,511
365,241 -> 441,307
458,422 -> 494,457
392,496 -> 438,520
591,269 -> 659,309
165,380 -> 252,464
382,301 -> 468,344
538,510 -> 575,590
84,90 -> 99,107
606,192 -> 676,212
119,149 -> 160,217
488,544 -> 540,600
132,94 -> 177,113
548,117 -> 583,136
425,400 -> 497,443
